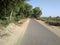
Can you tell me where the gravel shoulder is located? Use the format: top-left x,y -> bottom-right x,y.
36,20 -> 60,37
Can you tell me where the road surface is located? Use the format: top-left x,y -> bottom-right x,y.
15,19 -> 60,45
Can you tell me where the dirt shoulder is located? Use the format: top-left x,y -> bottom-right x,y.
0,19 -> 30,45
36,20 -> 60,37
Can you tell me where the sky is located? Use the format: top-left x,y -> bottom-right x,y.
27,0 -> 60,17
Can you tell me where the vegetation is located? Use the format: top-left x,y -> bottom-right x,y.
32,7 -> 42,18
0,0 -> 42,26
40,16 -> 60,26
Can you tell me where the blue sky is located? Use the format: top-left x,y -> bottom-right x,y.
27,0 -> 60,17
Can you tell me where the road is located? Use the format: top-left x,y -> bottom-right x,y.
15,19 -> 60,45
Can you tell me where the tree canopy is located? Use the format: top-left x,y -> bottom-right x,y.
0,0 -> 42,25
32,7 -> 42,18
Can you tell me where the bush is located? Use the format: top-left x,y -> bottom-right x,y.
40,18 -> 46,21
0,19 -> 10,26
41,17 -> 60,26
46,21 -> 60,26
37,18 -> 46,21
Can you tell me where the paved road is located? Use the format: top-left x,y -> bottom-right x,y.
16,19 -> 60,45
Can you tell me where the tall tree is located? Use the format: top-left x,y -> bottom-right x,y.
24,3 -> 32,18
32,7 -> 42,18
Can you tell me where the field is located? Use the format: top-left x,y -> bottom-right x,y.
38,17 -> 60,26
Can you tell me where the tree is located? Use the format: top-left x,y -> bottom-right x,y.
32,7 -> 42,18
0,0 -> 42,26
56,16 -> 60,18
16,3 -> 32,19
24,3 -> 32,18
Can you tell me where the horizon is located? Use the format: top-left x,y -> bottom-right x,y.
27,0 -> 60,17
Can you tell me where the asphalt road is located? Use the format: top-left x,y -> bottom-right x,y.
16,19 -> 60,45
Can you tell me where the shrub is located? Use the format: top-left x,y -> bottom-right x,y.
46,21 -> 60,26
36,18 -> 46,21
0,19 -> 10,26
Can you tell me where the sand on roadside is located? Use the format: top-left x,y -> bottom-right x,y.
0,19 -> 30,45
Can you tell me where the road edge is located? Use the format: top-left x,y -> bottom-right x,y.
35,19 -> 60,37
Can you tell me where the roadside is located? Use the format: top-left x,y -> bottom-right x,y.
36,19 -> 60,37
0,19 -> 30,45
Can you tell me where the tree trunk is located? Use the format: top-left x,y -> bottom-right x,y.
10,10 -> 13,21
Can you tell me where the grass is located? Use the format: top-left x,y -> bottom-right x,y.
39,17 -> 60,26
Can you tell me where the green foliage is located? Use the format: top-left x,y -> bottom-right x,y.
37,18 -> 46,21
0,0 -> 42,26
42,17 -> 60,26
46,20 -> 60,26
32,7 -> 42,18
0,19 -> 10,26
